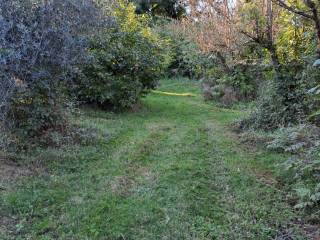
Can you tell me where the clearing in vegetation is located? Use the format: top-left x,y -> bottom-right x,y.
0,79 -> 313,239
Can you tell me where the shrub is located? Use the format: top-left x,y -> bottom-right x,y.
155,22 -> 214,79
8,81 -> 70,140
307,63 -> 320,125
201,62 -> 267,106
0,72 -> 14,151
267,124 -> 320,154
0,0 -> 105,148
169,35 -> 208,79
242,63 -> 319,130
267,124 -> 320,216
76,1 -> 171,110
221,64 -> 265,100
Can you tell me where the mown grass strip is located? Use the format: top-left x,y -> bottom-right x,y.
0,78 -> 308,239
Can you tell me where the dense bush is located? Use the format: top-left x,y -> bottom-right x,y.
167,34 -> 209,79
201,62 -> 268,106
155,23 -> 214,79
222,64 -> 265,100
241,63 -> 319,130
76,2 -> 172,110
0,0 -> 105,148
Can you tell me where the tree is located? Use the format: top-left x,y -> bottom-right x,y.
172,0 -> 242,72
0,0 -> 106,146
174,0 -> 315,127
133,0 -> 186,19
274,0 -> 320,57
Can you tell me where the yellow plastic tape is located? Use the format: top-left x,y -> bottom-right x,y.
152,90 -> 195,97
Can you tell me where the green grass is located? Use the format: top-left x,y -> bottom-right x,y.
1,78 -> 306,239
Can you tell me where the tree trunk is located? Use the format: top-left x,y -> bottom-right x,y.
304,0 -> 320,57
216,51 -> 231,73
266,0 -> 282,77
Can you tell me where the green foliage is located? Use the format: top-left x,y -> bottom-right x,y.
0,0 -> 104,149
230,0 -> 319,127
133,0 -> 186,19
76,2 -> 171,109
276,1 -> 316,63
243,80 -> 286,130
202,63 -> 267,107
7,82 -> 70,146
308,71 -> 320,125
170,38 -> 209,79
242,63 -> 318,130
308,86 -> 320,124
267,124 -> 320,216
219,64 -> 263,100
267,124 -> 318,154
154,24 -> 210,79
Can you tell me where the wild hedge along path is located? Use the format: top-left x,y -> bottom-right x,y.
1,79 -> 307,239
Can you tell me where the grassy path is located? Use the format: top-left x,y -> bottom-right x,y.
1,78 -> 305,239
